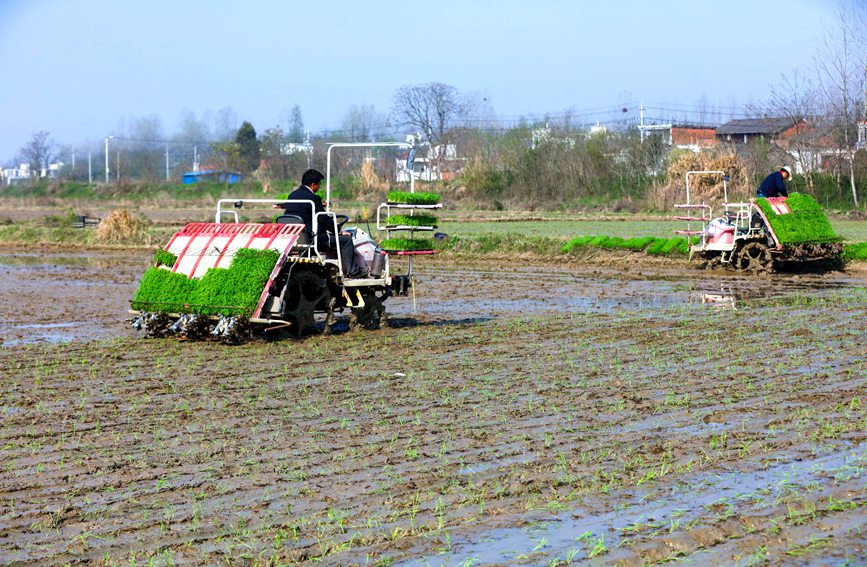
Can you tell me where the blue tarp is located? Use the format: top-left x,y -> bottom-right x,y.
181,171 -> 242,184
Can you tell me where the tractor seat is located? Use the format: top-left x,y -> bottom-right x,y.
276,214 -> 305,225
276,215 -> 311,246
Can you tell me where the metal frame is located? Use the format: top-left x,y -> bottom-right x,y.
324,141 -> 428,278
375,202 -> 442,231
325,141 -> 415,211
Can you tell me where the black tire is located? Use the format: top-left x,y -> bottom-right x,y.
351,294 -> 387,331
281,270 -> 330,336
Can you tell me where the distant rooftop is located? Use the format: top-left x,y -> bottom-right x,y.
716,117 -> 798,136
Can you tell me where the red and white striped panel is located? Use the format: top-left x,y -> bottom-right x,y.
766,197 -> 791,215
163,222 -> 305,279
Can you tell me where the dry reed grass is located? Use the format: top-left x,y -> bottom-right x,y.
646,151 -> 748,210
95,208 -> 150,245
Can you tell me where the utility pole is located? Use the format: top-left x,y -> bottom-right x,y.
104,136 -> 113,183
165,146 -> 170,180
639,102 -> 646,143
193,146 -> 199,172
88,152 -> 92,183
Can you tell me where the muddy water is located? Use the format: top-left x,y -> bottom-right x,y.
409,444 -> 866,565
0,250 -> 862,346
0,250 -> 145,346
0,257 -> 864,564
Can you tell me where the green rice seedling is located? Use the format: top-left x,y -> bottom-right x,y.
597,236 -> 626,249
380,238 -> 436,251
754,193 -> 838,244
645,237 -> 671,255
560,235 -> 596,253
386,191 -> 440,205
842,242 -> 867,260
385,214 -> 439,227
153,249 -> 177,267
131,248 -> 279,316
619,236 -> 658,250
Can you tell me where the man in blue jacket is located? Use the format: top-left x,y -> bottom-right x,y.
757,166 -> 792,198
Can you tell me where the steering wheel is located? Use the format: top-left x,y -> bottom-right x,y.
335,214 -> 350,231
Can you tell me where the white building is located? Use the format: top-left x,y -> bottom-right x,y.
395,144 -> 458,182
2,162 -> 65,185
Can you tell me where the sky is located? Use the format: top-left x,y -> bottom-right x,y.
0,0 -> 846,163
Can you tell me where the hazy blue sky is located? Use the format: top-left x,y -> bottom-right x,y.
0,0 -> 844,162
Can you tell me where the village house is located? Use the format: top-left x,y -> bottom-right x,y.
2,162 -> 65,185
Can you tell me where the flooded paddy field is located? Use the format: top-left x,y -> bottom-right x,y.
0,249 -> 864,564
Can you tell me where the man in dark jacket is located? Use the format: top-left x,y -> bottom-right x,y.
757,166 -> 792,198
278,169 -> 366,277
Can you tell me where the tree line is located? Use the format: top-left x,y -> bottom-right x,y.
11,5 -> 866,209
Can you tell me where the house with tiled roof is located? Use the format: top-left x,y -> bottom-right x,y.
715,117 -> 807,144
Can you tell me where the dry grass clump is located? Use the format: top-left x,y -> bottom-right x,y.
647,151 -> 747,210
357,160 -> 391,200
95,208 -> 149,245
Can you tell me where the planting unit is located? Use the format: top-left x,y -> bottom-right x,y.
674,170 -> 842,273
130,141 -> 438,340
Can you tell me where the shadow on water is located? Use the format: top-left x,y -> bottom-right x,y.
384,316 -> 493,328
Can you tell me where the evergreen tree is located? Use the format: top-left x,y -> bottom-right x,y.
235,121 -> 260,174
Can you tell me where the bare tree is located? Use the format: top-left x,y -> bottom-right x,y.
214,107 -> 240,142
392,82 -> 467,145
340,104 -> 381,142
258,126 -> 288,184
763,71 -> 823,190
815,2 -> 866,208
18,131 -> 57,179
177,109 -> 212,143
128,114 -> 166,181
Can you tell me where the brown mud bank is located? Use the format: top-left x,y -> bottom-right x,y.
0,250 -> 864,564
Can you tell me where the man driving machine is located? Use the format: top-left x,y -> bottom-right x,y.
277,169 -> 367,278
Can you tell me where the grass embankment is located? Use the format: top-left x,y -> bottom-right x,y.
131,248 -> 278,315
2,212 -> 866,263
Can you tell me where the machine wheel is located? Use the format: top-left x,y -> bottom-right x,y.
281,270 -> 330,337
697,252 -> 723,270
736,241 -> 774,273
350,294 -> 387,331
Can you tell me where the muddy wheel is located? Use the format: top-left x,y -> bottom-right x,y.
736,241 -> 773,273
321,297 -> 337,336
697,252 -> 722,270
351,294 -> 386,331
281,270 -> 329,337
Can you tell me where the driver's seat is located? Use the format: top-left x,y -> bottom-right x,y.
276,214 -> 305,225
276,214 -> 311,246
